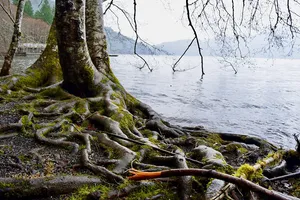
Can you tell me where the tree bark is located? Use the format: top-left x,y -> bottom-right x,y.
0,0 -> 26,76
86,0 -> 111,74
55,0 -> 104,97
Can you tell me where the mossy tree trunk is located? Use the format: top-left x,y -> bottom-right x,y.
0,0 -> 26,76
24,21 -> 62,87
56,0 -> 105,97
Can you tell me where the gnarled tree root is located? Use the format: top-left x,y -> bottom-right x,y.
0,175 -> 102,199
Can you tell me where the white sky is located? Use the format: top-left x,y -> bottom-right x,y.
103,0 -> 194,44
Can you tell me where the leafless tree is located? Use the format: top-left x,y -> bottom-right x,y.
0,0 -> 26,76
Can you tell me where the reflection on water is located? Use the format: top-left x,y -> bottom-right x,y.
1,55 -> 299,148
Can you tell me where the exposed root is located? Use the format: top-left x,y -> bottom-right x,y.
94,132 -> 136,173
23,81 -> 63,93
35,120 -> 79,154
89,113 -> 129,140
264,160 -> 288,178
0,132 -> 18,139
0,175 -> 102,199
0,123 -> 22,133
146,119 -> 186,138
81,148 -> 124,182
173,152 -> 192,200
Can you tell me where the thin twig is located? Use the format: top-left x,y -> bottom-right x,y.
186,0 -> 204,77
0,2 -> 15,23
172,37 -> 196,72
133,0 -> 152,72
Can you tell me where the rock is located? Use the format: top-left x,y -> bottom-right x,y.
205,179 -> 226,199
192,145 -> 227,167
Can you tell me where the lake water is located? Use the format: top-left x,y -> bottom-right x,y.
1,55 -> 299,149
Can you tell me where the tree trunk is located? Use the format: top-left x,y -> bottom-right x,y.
25,20 -> 62,86
0,0 -> 26,76
55,0 -> 104,97
86,0 -> 111,74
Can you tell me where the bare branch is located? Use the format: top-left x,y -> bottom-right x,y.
0,1 -> 15,24
103,0 -> 113,15
133,0 -> 152,72
186,0 -> 205,77
172,37 -> 196,72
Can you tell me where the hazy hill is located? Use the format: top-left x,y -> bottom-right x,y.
157,36 -> 300,59
105,27 -> 156,55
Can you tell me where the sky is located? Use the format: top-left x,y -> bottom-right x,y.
103,0 -> 194,44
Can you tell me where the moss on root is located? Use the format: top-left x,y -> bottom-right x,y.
69,184 -> 111,200
38,87 -> 73,100
234,164 -> 263,181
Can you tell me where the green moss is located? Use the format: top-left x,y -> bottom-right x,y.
100,77 -> 109,84
126,182 -> 177,200
110,109 -> 135,132
38,87 -> 72,100
204,134 -> 223,150
290,178 -> 300,197
15,69 -> 45,88
234,164 -> 263,181
215,164 -> 234,174
69,184 -> 111,200
238,147 -> 248,154
214,154 -> 223,160
16,103 -> 36,113
89,99 -> 106,113
21,115 -> 32,126
79,145 -> 86,151
125,93 -> 140,107
83,65 -> 94,82
141,129 -> 153,138
18,154 -> 30,162
0,182 -> 14,189
74,100 -> 87,114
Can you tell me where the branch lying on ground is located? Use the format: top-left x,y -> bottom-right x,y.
128,168 -> 295,200
267,170 -> 300,182
0,175 -> 102,199
211,151 -> 282,200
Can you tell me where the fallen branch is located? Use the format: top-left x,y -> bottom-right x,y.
128,168 -> 293,200
211,152 -> 282,200
267,170 -> 300,182
0,175 -> 102,199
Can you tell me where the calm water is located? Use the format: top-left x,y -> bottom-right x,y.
1,55 -> 299,148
